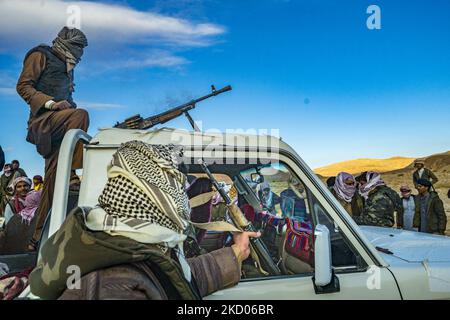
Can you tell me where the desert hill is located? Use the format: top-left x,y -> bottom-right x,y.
386,151 -> 450,174
314,156 -> 415,177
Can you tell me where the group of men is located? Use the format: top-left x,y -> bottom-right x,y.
328,160 -> 447,235
1,24 -> 448,300
0,158 -> 44,257
0,158 -> 43,217
0,27 -> 259,300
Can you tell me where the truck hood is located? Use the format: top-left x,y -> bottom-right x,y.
360,226 -> 450,263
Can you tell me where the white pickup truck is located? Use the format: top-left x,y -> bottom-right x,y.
13,127 -> 450,300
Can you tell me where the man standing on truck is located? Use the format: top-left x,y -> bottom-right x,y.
16,26 -> 89,251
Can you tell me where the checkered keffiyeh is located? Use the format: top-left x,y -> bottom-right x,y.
98,141 -> 190,234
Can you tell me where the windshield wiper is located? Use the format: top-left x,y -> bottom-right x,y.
375,246 -> 394,255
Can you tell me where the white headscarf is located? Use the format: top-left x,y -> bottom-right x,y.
333,172 -> 356,203
359,171 -> 385,200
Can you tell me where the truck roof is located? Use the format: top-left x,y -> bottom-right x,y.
79,127 -> 298,208
90,127 -> 295,154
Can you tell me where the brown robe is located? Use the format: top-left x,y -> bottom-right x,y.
16,51 -> 89,245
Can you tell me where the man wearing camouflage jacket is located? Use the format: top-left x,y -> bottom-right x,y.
353,171 -> 403,228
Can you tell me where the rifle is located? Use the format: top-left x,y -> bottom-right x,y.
114,85 -> 232,130
116,83 -> 280,275
198,160 -> 282,276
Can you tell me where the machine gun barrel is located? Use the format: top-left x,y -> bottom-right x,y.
114,85 -> 232,130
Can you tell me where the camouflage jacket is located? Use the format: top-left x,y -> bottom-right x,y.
354,185 -> 403,228
29,207 -> 240,300
413,191 -> 447,234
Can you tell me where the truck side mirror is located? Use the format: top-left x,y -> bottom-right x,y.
312,224 -> 340,294
314,224 -> 332,286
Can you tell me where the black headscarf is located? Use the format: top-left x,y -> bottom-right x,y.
52,26 -> 88,72
417,178 -> 432,188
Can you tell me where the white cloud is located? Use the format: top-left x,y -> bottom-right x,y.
69,49 -> 191,76
79,101 -> 126,110
0,72 -> 18,95
2,147 -> 14,153
0,0 -> 226,73
0,72 -> 16,85
0,87 -> 16,96
105,51 -> 189,70
0,0 -> 225,49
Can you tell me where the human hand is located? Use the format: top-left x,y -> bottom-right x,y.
51,100 -> 73,111
231,231 -> 261,263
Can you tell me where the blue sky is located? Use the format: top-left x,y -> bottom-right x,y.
0,0 -> 449,176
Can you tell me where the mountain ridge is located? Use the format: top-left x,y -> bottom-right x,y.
314,151 -> 450,177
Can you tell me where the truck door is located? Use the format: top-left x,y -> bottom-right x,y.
205,158 -> 401,300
